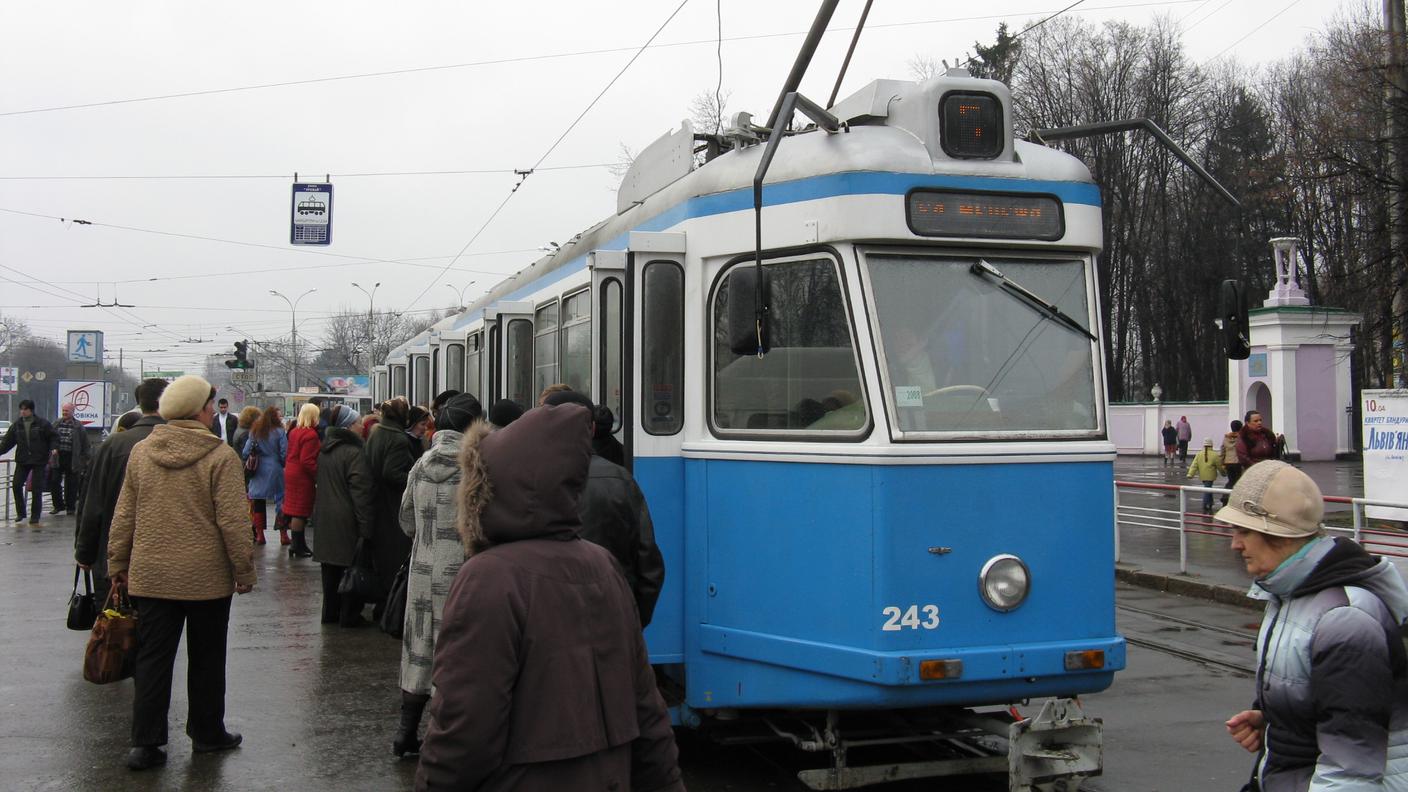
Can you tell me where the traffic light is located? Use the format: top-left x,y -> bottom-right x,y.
225,340 -> 251,370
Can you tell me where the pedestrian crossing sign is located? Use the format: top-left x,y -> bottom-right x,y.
67,330 -> 102,363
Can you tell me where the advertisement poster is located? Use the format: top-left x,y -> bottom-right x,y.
1362,389 -> 1408,521
57,380 -> 109,428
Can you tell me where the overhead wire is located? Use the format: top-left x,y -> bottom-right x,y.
400,0 -> 691,313
0,1 -> 1205,118
1205,0 -> 1305,62
0,163 -> 614,181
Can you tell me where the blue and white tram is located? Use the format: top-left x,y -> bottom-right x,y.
378,70 -> 1125,788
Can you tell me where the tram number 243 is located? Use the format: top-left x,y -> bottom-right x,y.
881,604 -> 941,631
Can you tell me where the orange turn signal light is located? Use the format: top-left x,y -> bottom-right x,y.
1064,650 -> 1106,671
919,659 -> 963,680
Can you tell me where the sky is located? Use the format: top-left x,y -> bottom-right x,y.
0,0 -> 1358,376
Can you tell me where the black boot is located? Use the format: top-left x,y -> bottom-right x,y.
393,691 -> 430,758
289,531 -> 313,558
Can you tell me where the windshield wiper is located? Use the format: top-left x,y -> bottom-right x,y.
969,259 -> 1098,342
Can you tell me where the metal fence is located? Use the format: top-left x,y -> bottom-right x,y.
0,459 -> 9,522
1115,479 -> 1408,574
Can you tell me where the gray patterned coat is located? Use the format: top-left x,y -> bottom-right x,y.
398,424 -> 485,694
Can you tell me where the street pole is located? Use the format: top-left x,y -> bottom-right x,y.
352,282 -> 380,373
1388,0 -> 1408,387
270,289 -> 316,392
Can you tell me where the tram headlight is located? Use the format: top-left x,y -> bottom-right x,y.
978,554 -> 1030,612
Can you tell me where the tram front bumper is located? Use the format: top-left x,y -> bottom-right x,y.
698,625 -> 1126,687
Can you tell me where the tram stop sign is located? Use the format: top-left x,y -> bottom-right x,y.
290,182 -> 333,246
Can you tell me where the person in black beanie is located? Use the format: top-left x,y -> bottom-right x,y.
487,399 -> 524,430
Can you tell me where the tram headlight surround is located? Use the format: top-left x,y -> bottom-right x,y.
979,554 -> 1030,612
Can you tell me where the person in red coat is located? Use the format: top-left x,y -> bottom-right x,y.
1235,410 -> 1281,469
283,403 -> 321,558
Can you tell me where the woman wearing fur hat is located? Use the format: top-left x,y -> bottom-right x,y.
415,403 -> 683,792
1221,461 -> 1408,791
108,375 -> 254,771
392,393 -> 483,758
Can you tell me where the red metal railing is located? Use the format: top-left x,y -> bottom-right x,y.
1115,480 -> 1408,573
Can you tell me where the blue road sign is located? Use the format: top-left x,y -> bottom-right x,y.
67,330 -> 102,363
291,182 -> 333,246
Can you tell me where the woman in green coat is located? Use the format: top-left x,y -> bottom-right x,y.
311,422 -> 375,626
1185,437 -> 1226,512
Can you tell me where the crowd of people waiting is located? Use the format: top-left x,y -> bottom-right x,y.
58,374 -> 678,789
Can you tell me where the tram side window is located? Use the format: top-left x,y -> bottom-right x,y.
412,355 -> 431,407
712,258 -> 867,435
465,333 -> 482,402
375,371 -> 388,403
533,301 -> 559,398
506,318 -> 534,407
431,349 -> 440,397
391,365 -> 407,399
601,279 -> 623,432
560,289 -> 591,395
488,325 -> 501,403
445,343 -> 465,394
641,262 -> 684,435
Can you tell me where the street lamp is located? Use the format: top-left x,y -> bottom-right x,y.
351,282 -> 380,371
445,281 -> 477,310
270,288 -> 316,391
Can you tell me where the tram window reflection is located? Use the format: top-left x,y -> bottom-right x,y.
868,254 -> 1099,436
712,257 -> 867,437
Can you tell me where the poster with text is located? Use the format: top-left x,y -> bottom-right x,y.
1362,389 -> 1408,521
57,380 -> 108,428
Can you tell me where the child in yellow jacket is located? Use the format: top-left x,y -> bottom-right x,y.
1186,437 -> 1226,512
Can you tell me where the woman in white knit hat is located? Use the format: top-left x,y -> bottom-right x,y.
108,374 -> 255,771
1219,461 -> 1408,791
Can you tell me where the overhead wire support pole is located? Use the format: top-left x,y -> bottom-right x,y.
827,0 -> 874,109
1029,118 -> 1241,207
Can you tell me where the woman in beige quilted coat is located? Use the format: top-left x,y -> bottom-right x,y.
108,375 -> 255,772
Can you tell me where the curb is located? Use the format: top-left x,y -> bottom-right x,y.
1116,563 -> 1261,611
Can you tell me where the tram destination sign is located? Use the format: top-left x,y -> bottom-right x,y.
906,190 -> 1063,241
290,182 -> 333,246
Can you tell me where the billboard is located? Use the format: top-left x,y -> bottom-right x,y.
1362,389 -> 1408,521
57,380 -> 109,427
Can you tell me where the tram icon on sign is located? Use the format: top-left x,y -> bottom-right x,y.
296,196 -> 327,216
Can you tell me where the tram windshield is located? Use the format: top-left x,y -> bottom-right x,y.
866,253 -> 1100,437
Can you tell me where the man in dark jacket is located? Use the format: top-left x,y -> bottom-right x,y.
209,398 -> 237,447
545,391 -> 664,627
75,379 -> 168,600
49,402 -> 93,514
0,399 -> 56,525
416,404 -> 683,792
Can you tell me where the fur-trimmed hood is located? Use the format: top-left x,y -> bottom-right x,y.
457,404 -> 592,556
454,421 -> 494,555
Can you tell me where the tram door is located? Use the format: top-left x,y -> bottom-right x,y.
490,301 -> 534,410
627,231 -> 687,663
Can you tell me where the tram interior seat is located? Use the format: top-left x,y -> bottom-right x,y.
716,346 -> 864,431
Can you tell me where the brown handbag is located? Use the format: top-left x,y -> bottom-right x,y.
83,585 -> 139,684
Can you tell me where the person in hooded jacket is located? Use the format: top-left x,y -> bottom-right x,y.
311,416 -> 376,627
1220,419 -> 1244,507
364,397 -> 416,619
108,375 -> 255,771
1220,461 -> 1408,792
544,390 -> 664,628
393,393 -> 484,759
415,403 -> 684,792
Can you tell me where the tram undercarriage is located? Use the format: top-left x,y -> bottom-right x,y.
695,698 -> 1102,791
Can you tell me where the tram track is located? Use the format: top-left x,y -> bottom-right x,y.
1116,602 -> 1258,676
